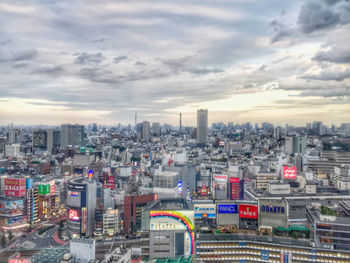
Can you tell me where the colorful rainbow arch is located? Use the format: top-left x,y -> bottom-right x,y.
150,210 -> 195,255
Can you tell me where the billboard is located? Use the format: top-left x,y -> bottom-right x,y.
38,183 -> 50,194
150,210 -> 194,231
0,199 -> 24,216
229,177 -> 240,183
261,204 -> 285,214
26,178 -> 33,189
283,166 -> 297,179
194,204 -> 216,218
239,204 -> 258,219
4,178 -> 26,197
214,174 -> 228,183
150,210 -> 194,256
68,209 -> 80,221
50,180 -> 55,194
218,204 -> 238,214
9,258 -> 30,263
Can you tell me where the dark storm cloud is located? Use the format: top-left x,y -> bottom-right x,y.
302,69 -> 350,81
74,52 -> 106,64
113,55 -> 128,64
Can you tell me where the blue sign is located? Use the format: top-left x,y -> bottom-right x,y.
239,242 -> 246,247
261,250 -> 269,260
218,204 -> 238,214
261,205 -> 285,214
284,254 -> 289,263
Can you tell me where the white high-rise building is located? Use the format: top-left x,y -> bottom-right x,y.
142,121 -> 151,141
197,109 -> 208,144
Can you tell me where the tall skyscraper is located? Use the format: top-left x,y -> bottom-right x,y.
197,109 -> 208,144
179,113 -> 182,133
151,122 -> 161,136
142,121 -> 151,141
60,124 -> 85,147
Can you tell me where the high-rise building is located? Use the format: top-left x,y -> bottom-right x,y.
197,109 -> 208,144
6,128 -> 21,144
53,130 -> 60,147
142,121 -> 151,141
60,124 -> 85,147
293,136 -> 307,154
92,123 -> 97,133
67,177 -> 96,237
151,122 -> 161,137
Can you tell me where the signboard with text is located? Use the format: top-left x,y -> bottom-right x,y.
283,166 -> 297,179
5,178 -> 26,197
239,204 -> 258,219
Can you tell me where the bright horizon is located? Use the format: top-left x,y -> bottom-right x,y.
0,1 -> 349,126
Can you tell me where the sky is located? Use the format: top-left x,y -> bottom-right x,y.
0,0 -> 349,126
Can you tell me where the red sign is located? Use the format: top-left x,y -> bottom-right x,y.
68,209 -> 80,221
239,204 -> 258,219
230,177 -> 240,183
50,180 -> 55,194
4,178 -> 26,197
108,176 -> 115,183
283,166 -> 297,179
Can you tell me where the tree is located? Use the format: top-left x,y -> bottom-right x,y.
1,235 -> 6,247
8,231 -> 14,241
291,231 -> 298,239
59,221 -> 64,229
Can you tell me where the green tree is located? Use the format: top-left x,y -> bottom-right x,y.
8,231 -> 14,241
292,231 -> 299,239
1,235 -> 6,247
59,221 -> 64,229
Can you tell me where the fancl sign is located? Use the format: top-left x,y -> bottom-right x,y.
261,205 -> 285,214
218,204 -> 238,214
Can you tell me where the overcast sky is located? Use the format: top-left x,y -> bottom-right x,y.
0,0 -> 349,126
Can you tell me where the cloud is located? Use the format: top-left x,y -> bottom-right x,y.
113,55 -> 128,64
134,61 -> 146,66
302,68 -> 350,81
298,87 -> 350,97
298,0 -> 350,34
0,50 -> 38,62
74,52 -> 105,64
313,46 -> 350,63
31,65 -> 64,77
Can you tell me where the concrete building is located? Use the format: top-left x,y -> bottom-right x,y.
142,121 -> 151,141
151,122 -> 161,136
60,124 -> 85,147
197,109 -> 208,144
70,238 -> 95,263
103,208 -> 119,236
5,144 -> 21,157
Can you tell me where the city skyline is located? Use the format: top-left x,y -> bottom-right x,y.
0,0 -> 349,125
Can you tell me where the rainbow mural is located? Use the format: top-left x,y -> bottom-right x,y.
150,210 -> 195,255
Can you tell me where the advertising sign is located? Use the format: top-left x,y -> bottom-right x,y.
229,177 -> 240,183
261,204 -> 285,214
150,210 -> 194,231
68,209 -> 80,221
150,210 -> 194,256
214,174 -> 228,183
218,204 -> 238,214
26,178 -> 33,189
283,166 -> 297,179
194,204 -> 216,218
50,180 -> 55,194
239,204 -> 258,219
261,250 -> 269,260
4,178 -> 26,197
38,183 -> 51,195
0,199 -> 24,216
9,258 -> 30,263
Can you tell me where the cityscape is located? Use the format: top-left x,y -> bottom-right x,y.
1,0 -> 350,263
